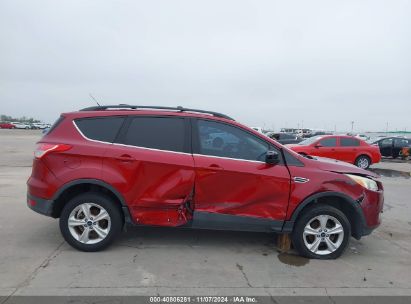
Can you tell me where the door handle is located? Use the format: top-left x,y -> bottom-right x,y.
208,164 -> 223,170
115,154 -> 135,162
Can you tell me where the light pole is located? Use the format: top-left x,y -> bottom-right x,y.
351,121 -> 354,133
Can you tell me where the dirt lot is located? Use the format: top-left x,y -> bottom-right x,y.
0,129 -> 411,297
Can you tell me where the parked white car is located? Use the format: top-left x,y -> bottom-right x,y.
11,122 -> 31,129
32,123 -> 49,129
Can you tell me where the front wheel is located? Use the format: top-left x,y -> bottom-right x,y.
292,205 -> 351,259
355,155 -> 371,169
59,192 -> 123,251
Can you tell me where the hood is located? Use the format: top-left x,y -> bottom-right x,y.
308,156 -> 379,178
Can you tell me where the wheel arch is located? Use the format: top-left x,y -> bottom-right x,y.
50,179 -> 132,223
283,191 -> 366,239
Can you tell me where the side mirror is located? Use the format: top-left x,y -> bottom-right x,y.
265,150 -> 280,165
314,144 -> 322,148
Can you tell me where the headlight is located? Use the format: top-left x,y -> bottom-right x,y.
345,174 -> 378,191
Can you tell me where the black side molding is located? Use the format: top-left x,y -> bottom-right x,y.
187,211 -> 283,233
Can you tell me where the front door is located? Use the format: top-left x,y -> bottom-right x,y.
379,138 -> 393,157
191,119 -> 290,230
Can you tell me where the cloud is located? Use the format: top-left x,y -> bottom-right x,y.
0,0 -> 410,131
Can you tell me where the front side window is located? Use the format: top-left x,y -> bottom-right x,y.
319,137 -> 337,147
196,120 -> 271,161
123,117 -> 186,152
340,137 -> 360,147
75,116 -> 125,142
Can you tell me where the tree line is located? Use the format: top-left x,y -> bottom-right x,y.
0,114 -> 41,123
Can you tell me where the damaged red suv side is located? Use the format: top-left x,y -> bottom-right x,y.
27,105 -> 384,259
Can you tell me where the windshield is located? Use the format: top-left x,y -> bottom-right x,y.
298,135 -> 323,145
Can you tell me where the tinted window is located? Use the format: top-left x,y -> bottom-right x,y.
394,138 -> 409,148
340,137 -> 360,147
283,150 -> 304,167
319,137 -> 337,147
75,117 -> 125,142
196,120 -> 271,161
280,133 -> 294,139
381,138 -> 393,146
123,117 -> 186,152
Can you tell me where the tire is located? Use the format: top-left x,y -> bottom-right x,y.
355,155 -> 371,169
59,192 -> 123,252
292,205 -> 351,259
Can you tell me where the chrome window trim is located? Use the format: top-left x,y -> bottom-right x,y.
193,153 -> 267,164
73,120 -> 274,163
73,120 -> 192,156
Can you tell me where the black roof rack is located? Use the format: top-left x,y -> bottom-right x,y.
80,105 -> 234,120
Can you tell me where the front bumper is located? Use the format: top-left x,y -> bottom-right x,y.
352,188 -> 384,239
27,193 -> 54,217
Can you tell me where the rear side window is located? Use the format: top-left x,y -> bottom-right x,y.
319,137 -> 337,147
123,117 -> 186,152
340,137 -> 360,147
75,117 -> 125,142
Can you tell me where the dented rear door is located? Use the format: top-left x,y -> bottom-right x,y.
103,115 -> 195,226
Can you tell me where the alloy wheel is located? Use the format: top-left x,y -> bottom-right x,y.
67,202 -> 111,244
303,214 -> 344,255
357,157 -> 369,169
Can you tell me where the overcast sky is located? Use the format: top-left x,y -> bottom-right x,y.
1,0 -> 410,132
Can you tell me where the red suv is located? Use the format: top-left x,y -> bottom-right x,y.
27,105 -> 384,259
287,135 -> 381,169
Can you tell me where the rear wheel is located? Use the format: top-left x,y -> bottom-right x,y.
59,192 -> 123,251
355,155 -> 370,169
292,205 -> 351,259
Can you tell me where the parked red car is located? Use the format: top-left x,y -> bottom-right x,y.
27,106 -> 384,259
0,122 -> 15,129
286,135 -> 381,169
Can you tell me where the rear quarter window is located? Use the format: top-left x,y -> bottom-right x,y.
75,116 -> 125,142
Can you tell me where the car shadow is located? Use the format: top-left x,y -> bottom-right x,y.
117,225 -> 277,249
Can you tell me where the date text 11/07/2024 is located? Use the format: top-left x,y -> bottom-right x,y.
149,296 -> 257,303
